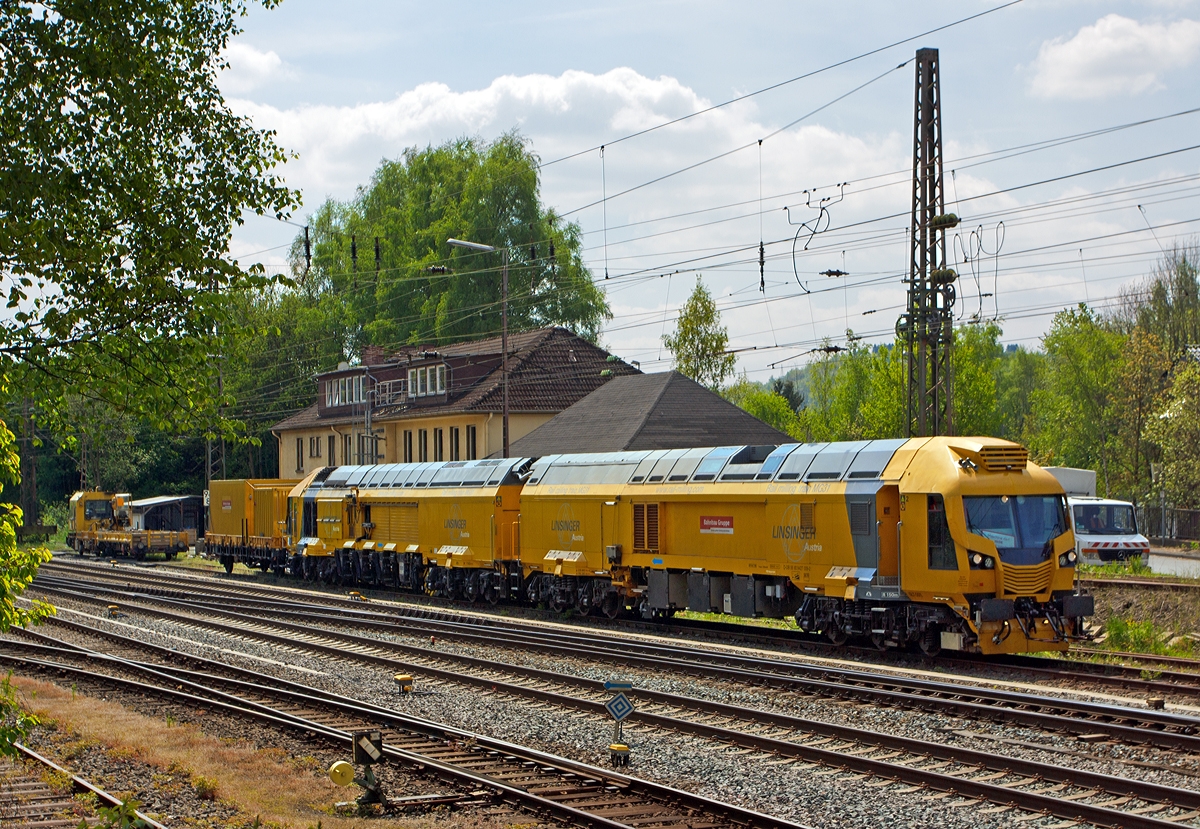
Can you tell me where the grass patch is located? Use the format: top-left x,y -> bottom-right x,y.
1097,616 -> 1195,657
167,556 -> 260,576
1077,558 -> 1156,579
673,609 -> 797,631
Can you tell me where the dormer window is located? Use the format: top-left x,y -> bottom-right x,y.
323,373 -> 365,407
407,364 -> 447,399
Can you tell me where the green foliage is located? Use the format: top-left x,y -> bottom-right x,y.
81,798 -> 151,829
0,672 -> 40,760
663,279 -> 736,390
1027,304 -> 1124,491
995,345 -> 1043,440
1145,361 -> 1200,509
723,378 -> 800,437
193,775 -> 218,800
0,0 -> 299,437
1102,616 -> 1190,657
295,133 -> 610,350
952,322 -> 1002,437
1130,245 -> 1200,361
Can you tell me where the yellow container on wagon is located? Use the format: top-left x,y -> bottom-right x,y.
206,478 -> 298,574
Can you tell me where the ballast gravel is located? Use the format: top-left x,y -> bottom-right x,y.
24,592 -> 1184,828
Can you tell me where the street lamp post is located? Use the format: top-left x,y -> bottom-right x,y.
447,238 -> 509,458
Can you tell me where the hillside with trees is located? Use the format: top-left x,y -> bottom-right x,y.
666,247 -> 1199,511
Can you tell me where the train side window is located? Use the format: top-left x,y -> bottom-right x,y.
928,494 -> 957,570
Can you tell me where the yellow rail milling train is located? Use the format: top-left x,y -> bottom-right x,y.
222,435 -> 1091,656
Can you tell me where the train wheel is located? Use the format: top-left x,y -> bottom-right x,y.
826,626 -> 848,646
484,579 -> 502,606
463,573 -> 480,603
870,632 -> 888,651
600,594 -> 622,619
919,629 -> 941,657
575,591 -> 593,617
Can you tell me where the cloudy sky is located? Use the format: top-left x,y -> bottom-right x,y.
224,0 -> 1200,380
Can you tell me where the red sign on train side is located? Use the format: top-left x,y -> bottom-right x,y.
700,515 -> 733,535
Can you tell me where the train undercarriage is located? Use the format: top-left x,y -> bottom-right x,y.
794,593 -> 1093,655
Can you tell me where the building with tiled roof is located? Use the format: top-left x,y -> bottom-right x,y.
271,327 -> 639,476
502,371 -> 793,457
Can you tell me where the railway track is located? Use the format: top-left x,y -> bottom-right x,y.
41,557 -> 1200,701
0,641 -> 805,829
0,741 -> 167,829
32,570 -> 1200,754
17,581 -> 1200,827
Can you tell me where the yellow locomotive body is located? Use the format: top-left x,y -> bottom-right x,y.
66,491 -> 188,559
518,437 -> 1086,655
206,479 -> 297,574
288,460 -> 526,596
267,435 -> 1089,656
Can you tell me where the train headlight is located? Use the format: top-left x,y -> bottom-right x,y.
1068,551 -> 1077,564
1058,552 -> 1077,568
971,553 -> 982,566
984,557 -> 994,569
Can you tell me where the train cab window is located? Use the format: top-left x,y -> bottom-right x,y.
84,499 -> 113,521
965,494 -> 1066,565
928,494 -> 957,570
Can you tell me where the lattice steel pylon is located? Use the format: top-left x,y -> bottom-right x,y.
898,47 -> 957,437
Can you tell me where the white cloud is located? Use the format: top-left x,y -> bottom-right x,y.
1031,14 -> 1200,99
230,66 -> 1168,379
221,42 -> 289,95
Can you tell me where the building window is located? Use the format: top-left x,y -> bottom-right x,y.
309,437 -> 321,458
436,364 -> 446,393
325,381 -> 333,407
295,438 -> 304,472
418,429 -> 428,462
328,435 -> 336,466
354,375 -> 363,403
434,428 -> 444,462
450,427 -> 460,461
466,425 -> 477,460
343,434 -> 351,466
404,430 -> 413,463
407,368 -> 417,398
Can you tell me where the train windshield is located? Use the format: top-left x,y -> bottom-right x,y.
963,494 -> 1066,566
84,499 -> 113,521
1073,504 -> 1137,535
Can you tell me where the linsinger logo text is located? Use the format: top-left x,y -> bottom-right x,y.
551,519 -> 581,531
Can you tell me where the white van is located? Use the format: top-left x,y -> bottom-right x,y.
1044,467 -> 1150,565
